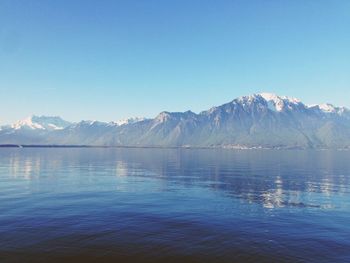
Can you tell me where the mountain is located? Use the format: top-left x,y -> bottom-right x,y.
11,115 -> 72,131
1,93 -> 350,148
0,116 -> 72,145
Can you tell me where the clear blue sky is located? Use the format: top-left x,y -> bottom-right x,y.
0,0 -> 349,124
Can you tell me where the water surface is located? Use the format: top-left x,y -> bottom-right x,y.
0,148 -> 350,262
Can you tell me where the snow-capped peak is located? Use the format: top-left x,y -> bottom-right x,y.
314,103 -> 336,113
113,117 -> 146,126
259,93 -> 301,103
258,93 -> 301,112
12,116 -> 44,130
11,115 -> 71,131
309,103 -> 337,113
307,103 -> 350,117
259,92 -> 280,101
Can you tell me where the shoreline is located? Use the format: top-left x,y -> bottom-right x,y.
0,144 -> 349,151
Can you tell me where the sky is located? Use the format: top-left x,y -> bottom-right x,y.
0,0 -> 349,124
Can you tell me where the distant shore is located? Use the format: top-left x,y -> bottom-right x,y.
0,144 -> 349,151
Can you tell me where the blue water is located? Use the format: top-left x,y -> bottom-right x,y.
0,148 -> 350,262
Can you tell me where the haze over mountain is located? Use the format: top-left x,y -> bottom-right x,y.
1,93 -> 350,149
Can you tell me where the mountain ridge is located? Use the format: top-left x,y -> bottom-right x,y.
1,93 -> 350,149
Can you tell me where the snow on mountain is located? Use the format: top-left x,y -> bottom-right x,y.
259,92 -> 301,104
318,103 -> 337,113
308,103 -> 350,117
308,103 -> 337,113
11,116 -> 71,131
230,93 -> 349,116
66,120 -> 115,130
154,112 -> 172,123
113,117 -> 146,126
258,93 -> 302,112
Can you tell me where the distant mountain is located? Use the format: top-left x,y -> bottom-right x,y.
11,115 -> 71,131
1,93 -> 350,149
0,116 -> 72,145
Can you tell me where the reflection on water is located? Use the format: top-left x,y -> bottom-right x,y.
0,148 -> 350,262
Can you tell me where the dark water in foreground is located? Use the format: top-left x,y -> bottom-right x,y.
0,148 -> 350,263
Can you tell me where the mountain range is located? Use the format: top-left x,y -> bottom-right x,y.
1,93 -> 350,149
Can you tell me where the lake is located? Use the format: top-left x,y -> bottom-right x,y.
0,148 -> 349,262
